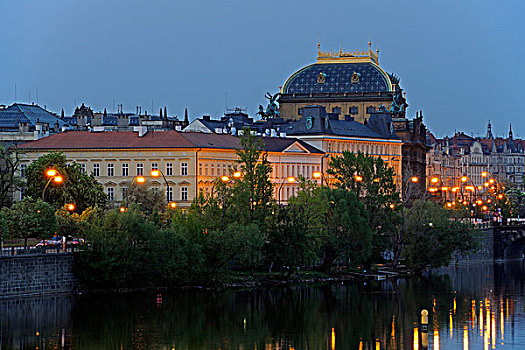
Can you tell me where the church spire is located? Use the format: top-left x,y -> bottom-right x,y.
509,123 -> 513,140
486,120 -> 493,139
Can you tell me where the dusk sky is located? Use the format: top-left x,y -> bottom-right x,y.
0,0 -> 522,138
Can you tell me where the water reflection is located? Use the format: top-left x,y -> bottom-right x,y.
1,260 -> 525,349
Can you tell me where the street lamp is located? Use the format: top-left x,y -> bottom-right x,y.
121,176 -> 146,211
42,169 -> 64,200
278,176 -> 296,205
66,203 -> 76,212
151,169 -> 170,203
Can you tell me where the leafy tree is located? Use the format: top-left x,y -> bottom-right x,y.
126,185 -> 166,217
0,210 -> 7,248
231,129 -> 274,227
25,152 -> 107,211
1,197 -> 57,247
318,188 -> 373,270
402,201 -> 480,273
265,177 -> 327,274
204,223 -> 264,279
0,146 -> 24,208
327,151 -> 401,264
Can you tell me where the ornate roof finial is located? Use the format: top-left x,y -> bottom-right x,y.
317,41 -> 320,55
509,123 -> 513,139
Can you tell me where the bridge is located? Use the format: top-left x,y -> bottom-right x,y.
474,220 -> 525,261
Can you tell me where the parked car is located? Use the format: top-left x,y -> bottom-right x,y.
71,238 -> 85,245
35,236 -> 63,247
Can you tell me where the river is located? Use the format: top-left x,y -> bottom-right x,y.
1,261 -> 525,349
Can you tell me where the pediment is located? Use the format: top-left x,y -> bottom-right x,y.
283,142 -> 310,154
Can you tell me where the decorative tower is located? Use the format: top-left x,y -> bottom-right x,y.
509,123 -> 513,140
486,120 -> 494,139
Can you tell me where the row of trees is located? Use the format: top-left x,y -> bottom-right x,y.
0,132 -> 480,287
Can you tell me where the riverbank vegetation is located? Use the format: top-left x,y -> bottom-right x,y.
1,131 -> 480,287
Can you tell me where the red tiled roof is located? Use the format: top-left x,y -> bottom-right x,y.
15,130 -> 324,154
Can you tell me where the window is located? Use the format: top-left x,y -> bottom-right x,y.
137,163 -> 144,176
151,163 -> 158,171
166,163 -> 173,176
298,108 -> 304,115
181,186 -> 188,201
107,164 -> 114,177
223,164 -> 226,175
93,163 -> 100,177
122,163 -> 129,177
167,186 -> 173,201
332,107 -> 341,114
79,163 -> 86,173
20,164 -> 27,178
181,162 -> 188,176
211,164 -> 215,176
349,106 -> 358,115
107,188 -> 114,201
19,187 -> 24,201
367,106 -> 376,114
121,188 -> 128,200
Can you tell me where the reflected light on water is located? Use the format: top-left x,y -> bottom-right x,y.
463,325 -> 469,350
449,312 -> 453,339
359,340 -> 363,350
453,298 -> 457,314
433,328 -> 439,350
375,339 -> 380,350
491,311 -> 496,349
413,327 -> 419,350
331,327 -> 335,350
500,299 -> 504,340
479,301 -> 484,336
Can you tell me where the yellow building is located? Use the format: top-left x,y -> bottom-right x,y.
16,130 -> 324,206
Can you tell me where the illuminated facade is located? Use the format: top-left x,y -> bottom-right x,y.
16,130 -> 324,206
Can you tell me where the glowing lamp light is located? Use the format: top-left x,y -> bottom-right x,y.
136,176 -> 146,183
119,207 -> 127,212
287,176 -> 296,183
489,179 -> 495,184
487,199 -> 492,203
313,171 -> 322,179
463,201 -> 468,205
355,175 -> 363,182
53,176 -> 63,183
452,187 -> 458,193
441,187 -> 448,191
233,171 -> 242,178
482,172 -> 488,177
389,204 -> 395,209
431,177 -> 439,184
150,170 -> 160,177
476,200 -> 483,205
482,205 -> 488,211
410,176 -> 419,183
484,182 -> 489,187
446,202 -> 453,208
66,203 -> 76,211
498,194 -> 504,199
221,175 -> 229,182
46,169 -> 57,177
461,176 -> 468,182
168,202 -> 177,209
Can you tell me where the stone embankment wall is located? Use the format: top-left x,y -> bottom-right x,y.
454,228 -> 494,263
0,253 -> 76,298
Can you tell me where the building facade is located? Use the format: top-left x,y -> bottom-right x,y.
16,130 -> 324,206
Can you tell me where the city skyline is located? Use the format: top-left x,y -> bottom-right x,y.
0,0 -> 522,138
